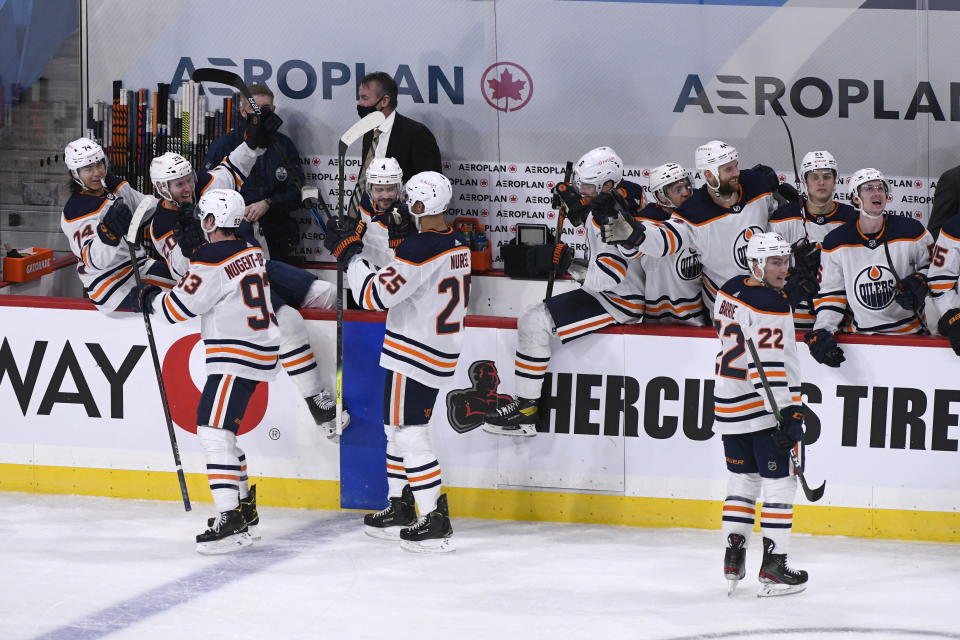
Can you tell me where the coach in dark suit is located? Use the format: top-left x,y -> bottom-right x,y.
357,71 -> 442,181
928,165 -> 960,238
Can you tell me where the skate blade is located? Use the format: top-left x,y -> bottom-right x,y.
399,537 -> 455,553
196,532 -> 254,555
321,412 -> 351,440
726,579 -> 741,597
364,525 -> 404,541
757,583 -> 807,598
246,524 -> 262,541
481,423 -> 537,437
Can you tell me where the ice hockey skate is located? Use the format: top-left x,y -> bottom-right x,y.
207,485 -> 261,541
724,533 -> 746,596
306,391 -> 351,439
196,507 -> 253,555
399,494 -> 454,553
757,537 -> 808,597
364,485 -> 417,540
481,398 -> 538,437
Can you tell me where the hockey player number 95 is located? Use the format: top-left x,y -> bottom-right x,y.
241,273 -> 274,330
437,275 -> 471,335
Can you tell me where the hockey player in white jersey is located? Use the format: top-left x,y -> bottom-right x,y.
137,189 -> 280,554
712,231 -> 808,597
601,141 -> 778,307
807,169 -> 933,367
769,150 -> 857,330
928,214 -> 960,352
60,137 -> 175,313
356,157 -> 412,269
481,147 -> 645,436
323,171 -> 468,552
634,162 -> 704,324
148,143 -> 348,436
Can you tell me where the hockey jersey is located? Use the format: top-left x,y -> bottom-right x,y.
769,200 -> 858,329
60,175 -> 172,313
151,239 -> 280,381
346,226 -> 471,388
621,169 -> 775,306
151,142 -> 262,278
633,202 -> 704,324
357,191 -> 395,269
924,214 -> 960,315
581,180 -> 647,323
813,215 -> 933,334
712,276 -> 802,435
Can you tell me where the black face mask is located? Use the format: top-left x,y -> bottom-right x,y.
357,102 -> 380,119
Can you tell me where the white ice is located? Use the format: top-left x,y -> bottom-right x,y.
1,493 -> 958,640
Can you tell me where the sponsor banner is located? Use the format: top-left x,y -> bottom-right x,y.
0,306 -> 339,481
85,1 -> 953,264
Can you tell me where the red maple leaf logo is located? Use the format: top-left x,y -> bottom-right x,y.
488,69 -> 526,101
480,179 -> 489,187
509,195 -> 518,203
548,211 -> 556,219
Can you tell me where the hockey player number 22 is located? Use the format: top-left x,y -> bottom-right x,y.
241,273 -> 273,330
713,320 -> 747,381
437,275 -> 472,335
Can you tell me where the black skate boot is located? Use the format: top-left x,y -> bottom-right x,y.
208,485 -> 261,540
196,507 -> 253,555
724,533 -> 746,596
399,494 -> 454,553
306,391 -> 351,439
481,397 -> 538,437
363,484 -> 417,540
757,537 -> 808,597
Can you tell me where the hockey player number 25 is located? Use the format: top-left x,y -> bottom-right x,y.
437,275 -> 472,334
241,273 -> 273,330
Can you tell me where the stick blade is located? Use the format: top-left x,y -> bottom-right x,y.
340,111 -> 385,148
803,480 -> 826,502
191,68 -> 250,98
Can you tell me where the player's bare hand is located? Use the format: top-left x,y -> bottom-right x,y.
244,200 -> 269,222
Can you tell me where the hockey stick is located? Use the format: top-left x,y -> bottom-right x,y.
328,111 -> 386,435
115,191 -> 191,511
777,114 -> 809,241
741,323 -> 825,502
882,231 -> 929,334
545,161 -> 574,301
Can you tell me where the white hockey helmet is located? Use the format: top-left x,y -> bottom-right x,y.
404,171 -> 452,217
150,152 -> 194,202
848,168 -> 888,216
65,137 -> 107,186
366,157 -> 403,186
746,231 -> 791,276
695,140 -> 738,190
573,146 -> 623,193
197,189 -> 245,237
648,162 -> 692,208
800,150 -> 838,180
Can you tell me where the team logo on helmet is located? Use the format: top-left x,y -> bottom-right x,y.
733,226 -> 766,271
445,360 -> 513,434
675,248 -> 703,281
275,166 -> 288,182
854,265 -> 897,310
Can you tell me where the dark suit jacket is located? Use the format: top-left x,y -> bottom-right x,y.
361,112 -> 442,181
928,165 -> 960,238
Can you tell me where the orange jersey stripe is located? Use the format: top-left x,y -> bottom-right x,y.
558,316 -> 613,337
205,347 -> 278,362
282,353 -> 314,368
409,468 -> 442,483
516,361 -> 548,372
213,376 -> 233,428
715,400 -> 765,414
383,339 -> 457,368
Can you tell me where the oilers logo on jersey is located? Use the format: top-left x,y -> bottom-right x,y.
854,265 -> 898,310
733,226 -> 766,271
675,248 -> 703,281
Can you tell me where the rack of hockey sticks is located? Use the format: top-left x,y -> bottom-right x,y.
86,80 -> 241,195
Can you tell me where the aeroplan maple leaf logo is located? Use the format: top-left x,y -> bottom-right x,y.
481,62 -> 534,112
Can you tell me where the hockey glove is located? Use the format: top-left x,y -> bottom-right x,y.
97,198 -> 133,246
589,191 -> 619,226
323,219 -> 365,264
751,163 -> 780,193
937,307 -> 960,356
790,237 -> 821,275
783,270 -> 819,307
552,182 -> 591,227
772,405 -> 805,451
526,243 -> 573,277
804,328 -> 845,367
132,283 -> 161,314
601,212 -> 646,249
173,203 -> 206,257
776,182 -> 800,204
894,272 -> 928,311
244,105 -> 283,150
385,206 -> 416,249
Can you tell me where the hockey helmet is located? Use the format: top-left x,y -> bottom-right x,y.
695,140 -> 738,190
404,171 -> 452,217
648,162 -> 692,208
366,157 -> 403,186
150,152 -> 195,202
746,231 -> 791,277
800,150 -> 838,180
65,137 -> 107,187
198,189 -> 245,237
573,146 -> 623,194
848,168 -> 888,202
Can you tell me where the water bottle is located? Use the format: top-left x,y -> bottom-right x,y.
474,231 -> 487,251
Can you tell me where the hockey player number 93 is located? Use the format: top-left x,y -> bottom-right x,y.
241,273 -> 273,330
437,275 -> 471,335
